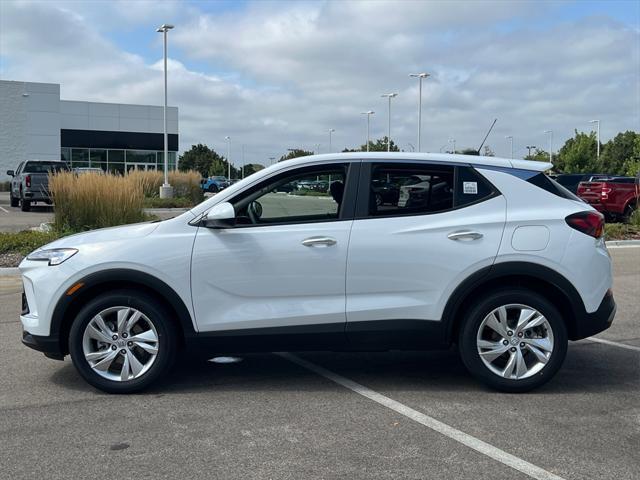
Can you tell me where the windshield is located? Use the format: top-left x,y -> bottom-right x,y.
23,162 -> 69,173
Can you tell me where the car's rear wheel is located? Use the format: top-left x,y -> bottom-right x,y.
207,184 -> 218,193
459,288 -> 567,392
20,196 -> 31,212
69,291 -> 177,393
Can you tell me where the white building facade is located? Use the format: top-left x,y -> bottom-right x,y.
1,80 -> 178,180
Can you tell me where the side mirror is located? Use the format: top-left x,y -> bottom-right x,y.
6,170 -> 14,177
202,202 -> 236,228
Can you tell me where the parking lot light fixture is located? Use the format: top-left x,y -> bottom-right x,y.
225,136 -> 231,180
505,136 -> 514,159
409,73 -> 430,152
360,111 -> 374,152
328,129 -> 335,153
157,23 -> 174,199
526,145 -> 537,157
544,130 -> 553,163
381,93 -> 398,152
589,120 -> 600,160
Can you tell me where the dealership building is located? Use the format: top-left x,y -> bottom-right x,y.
0,80 -> 178,181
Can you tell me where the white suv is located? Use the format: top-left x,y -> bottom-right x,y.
19,153 -> 616,393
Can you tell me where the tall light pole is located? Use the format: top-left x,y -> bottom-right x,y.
505,135 -> 514,159
241,144 -> 245,179
157,23 -> 174,198
544,130 -> 553,163
360,111 -> 374,151
225,136 -> 231,180
328,129 -> 335,152
590,119 -> 600,160
449,137 -> 456,154
409,72 -> 430,152
381,93 -> 398,152
526,145 -> 537,157
269,157 -> 275,166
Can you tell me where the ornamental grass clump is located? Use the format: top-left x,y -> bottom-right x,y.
49,171 -> 146,232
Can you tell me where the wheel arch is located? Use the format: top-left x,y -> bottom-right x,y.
51,269 -> 196,356
444,262 -> 587,343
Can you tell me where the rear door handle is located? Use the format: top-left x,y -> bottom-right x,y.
447,231 -> 483,241
302,236 -> 337,247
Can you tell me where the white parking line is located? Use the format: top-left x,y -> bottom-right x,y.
586,336 -> 640,352
278,352 -> 565,480
0,205 -> 8,213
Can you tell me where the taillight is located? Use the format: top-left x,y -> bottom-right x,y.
601,187 -> 611,200
566,211 -> 604,238
25,175 -> 31,188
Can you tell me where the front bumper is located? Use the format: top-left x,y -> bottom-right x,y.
22,330 -> 64,360
571,289 -> 616,340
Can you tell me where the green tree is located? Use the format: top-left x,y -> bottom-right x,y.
279,149 -> 314,162
342,136 -> 400,152
554,130 -> 599,173
242,163 -> 265,177
179,144 -> 225,178
524,148 -> 551,162
601,131 -> 639,175
459,148 -> 479,155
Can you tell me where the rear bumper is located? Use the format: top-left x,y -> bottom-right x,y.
22,330 -> 64,360
571,289 -> 616,340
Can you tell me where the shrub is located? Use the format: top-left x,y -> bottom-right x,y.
0,230 -> 62,255
127,170 -> 163,198
49,171 -> 147,231
0,181 -> 10,192
169,170 -> 204,203
630,208 -> 640,227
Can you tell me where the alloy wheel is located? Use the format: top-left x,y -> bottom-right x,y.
82,306 -> 159,382
476,304 -> 554,380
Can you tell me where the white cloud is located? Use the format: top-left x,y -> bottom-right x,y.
0,0 -> 638,164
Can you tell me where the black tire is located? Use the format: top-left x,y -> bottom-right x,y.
207,184 -> 218,193
69,290 -> 178,393
20,197 -> 31,212
458,288 -> 567,393
9,192 -> 19,207
623,203 -> 636,224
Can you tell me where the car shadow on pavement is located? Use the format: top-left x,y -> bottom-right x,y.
49,343 -> 638,396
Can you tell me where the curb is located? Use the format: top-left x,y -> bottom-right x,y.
0,267 -> 20,276
606,240 -> 640,248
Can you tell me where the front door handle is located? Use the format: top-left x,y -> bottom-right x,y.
302,236 -> 337,247
447,230 -> 483,241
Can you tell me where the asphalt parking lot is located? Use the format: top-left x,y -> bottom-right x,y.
0,247 -> 638,480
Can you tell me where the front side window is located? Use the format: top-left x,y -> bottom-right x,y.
369,163 -> 454,216
232,164 -> 348,226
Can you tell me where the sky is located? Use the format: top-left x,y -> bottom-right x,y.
1,0 -> 638,166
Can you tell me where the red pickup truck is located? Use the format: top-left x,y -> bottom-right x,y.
577,177 -> 638,222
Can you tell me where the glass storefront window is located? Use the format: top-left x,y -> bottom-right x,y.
61,147 -> 71,164
90,149 -> 107,171
108,163 -> 125,176
126,150 -> 156,164
71,148 -> 89,168
108,150 -> 125,164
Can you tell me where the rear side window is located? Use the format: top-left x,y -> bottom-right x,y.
455,166 -> 496,207
369,164 -> 454,216
23,162 -> 68,173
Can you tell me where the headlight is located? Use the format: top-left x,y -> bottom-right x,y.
26,248 -> 78,266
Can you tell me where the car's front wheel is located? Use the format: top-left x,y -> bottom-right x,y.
459,288 -> 567,392
10,192 -> 19,207
69,291 -> 177,393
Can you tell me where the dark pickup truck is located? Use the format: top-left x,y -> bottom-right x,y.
7,160 -> 69,211
577,176 -> 638,222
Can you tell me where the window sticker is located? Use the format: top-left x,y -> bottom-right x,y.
463,181 -> 478,194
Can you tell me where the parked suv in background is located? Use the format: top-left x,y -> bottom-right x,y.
577,177 -> 638,222
201,176 -> 229,193
7,160 -> 68,211
19,153 -> 615,394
